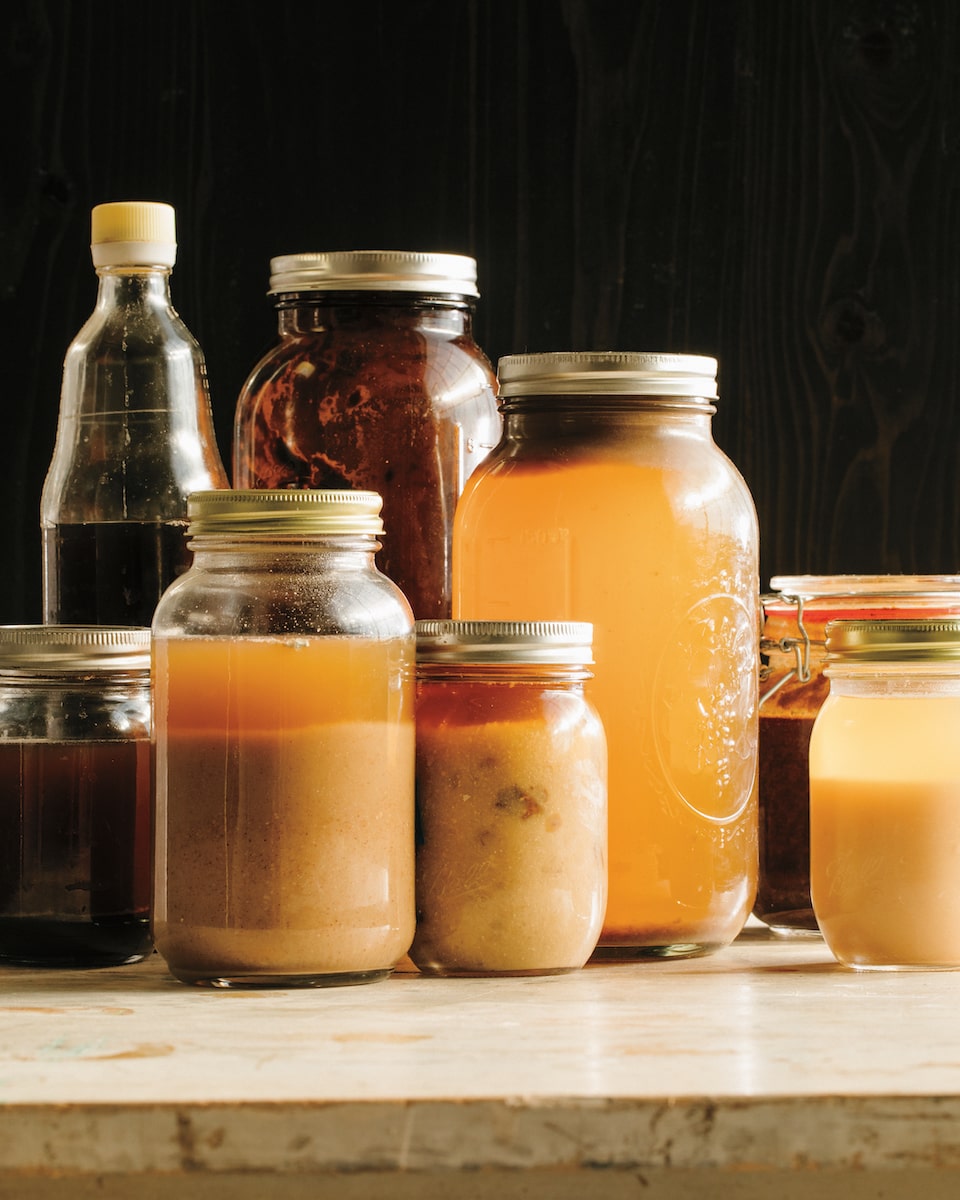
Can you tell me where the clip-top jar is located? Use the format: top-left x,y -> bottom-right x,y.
810,618 -> 960,969
411,619 -> 607,976
452,352 -> 759,958
232,250 -> 501,619
0,625 -> 152,967
758,575 -> 960,934
151,489 -> 415,988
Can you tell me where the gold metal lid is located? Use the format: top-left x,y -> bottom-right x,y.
496,352 -> 718,399
187,490 -> 385,537
0,626 -> 151,673
825,618 -> 960,662
415,620 -> 594,665
268,251 -> 479,297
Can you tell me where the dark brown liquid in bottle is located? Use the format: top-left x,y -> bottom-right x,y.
44,521 -> 192,626
0,740 -> 152,967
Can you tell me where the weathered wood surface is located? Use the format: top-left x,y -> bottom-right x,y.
2,0 -> 959,617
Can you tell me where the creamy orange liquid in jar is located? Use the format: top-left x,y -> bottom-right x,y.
810,618 -> 960,970
411,620 -> 607,976
152,489 -> 415,988
453,353 -> 759,957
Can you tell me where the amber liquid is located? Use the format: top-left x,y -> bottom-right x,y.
454,451 -> 758,955
0,740 -> 152,967
153,636 -> 415,986
43,521 -> 192,626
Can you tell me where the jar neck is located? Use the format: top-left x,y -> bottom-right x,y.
273,292 -> 473,336
416,662 -> 590,685
499,399 -> 715,440
188,533 -> 381,565
826,665 -> 960,694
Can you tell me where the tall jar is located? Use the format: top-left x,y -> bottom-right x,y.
232,251 -> 501,619
758,575 -> 960,934
151,489 -> 415,988
810,618 -> 960,969
453,352 -> 759,958
411,619 -> 607,976
0,626 -> 152,967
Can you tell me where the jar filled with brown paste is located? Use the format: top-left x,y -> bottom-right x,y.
758,575 -> 960,934
232,251 -> 500,619
411,619 -> 607,976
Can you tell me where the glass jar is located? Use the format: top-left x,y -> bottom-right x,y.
809,617 -> 960,969
453,352 -> 759,958
0,626 -> 152,967
151,489 -> 415,988
232,251 -> 501,619
758,575 -> 960,934
411,619 -> 607,976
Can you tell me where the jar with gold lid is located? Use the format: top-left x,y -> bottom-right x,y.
758,575 -> 960,934
411,619 -> 607,976
809,617 -> 960,969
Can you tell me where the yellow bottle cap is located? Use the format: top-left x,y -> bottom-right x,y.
90,201 -> 177,268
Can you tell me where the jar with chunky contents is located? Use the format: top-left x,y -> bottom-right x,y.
453,352 -> 759,958
151,489 -> 415,988
232,250 -> 500,619
0,626 -> 152,967
411,620 -> 607,976
759,575 -> 960,934
809,618 -> 960,969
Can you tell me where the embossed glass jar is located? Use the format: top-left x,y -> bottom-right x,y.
453,352 -> 759,957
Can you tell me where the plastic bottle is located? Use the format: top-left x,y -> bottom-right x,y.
40,201 -> 228,626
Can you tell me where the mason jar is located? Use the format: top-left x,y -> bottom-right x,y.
810,617 -> 960,969
411,619 -> 607,976
232,250 -> 500,619
453,352 -> 759,958
151,489 -> 415,988
0,625 -> 152,967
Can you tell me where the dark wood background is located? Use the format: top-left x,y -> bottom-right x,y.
3,0 -> 959,622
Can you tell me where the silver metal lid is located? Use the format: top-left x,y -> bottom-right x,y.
825,618 -> 960,662
415,620 -> 594,665
268,251 -> 479,298
496,352 -> 718,398
0,626 -> 151,673
188,489 -> 384,537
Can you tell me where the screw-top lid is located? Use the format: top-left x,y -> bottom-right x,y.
497,352 -> 718,399
187,489 -> 385,537
415,619 -> 594,665
267,251 -> 479,298
825,618 -> 960,662
0,626 -> 151,673
91,201 -> 177,268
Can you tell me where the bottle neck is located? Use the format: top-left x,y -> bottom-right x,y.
94,266 -> 174,312
274,293 -> 473,337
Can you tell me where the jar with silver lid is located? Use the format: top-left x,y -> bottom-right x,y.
411,619 -> 607,976
0,625 -> 152,967
232,250 -> 500,619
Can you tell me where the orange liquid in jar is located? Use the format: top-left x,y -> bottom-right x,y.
453,452 -> 758,954
153,635 -> 415,984
810,691 -> 960,968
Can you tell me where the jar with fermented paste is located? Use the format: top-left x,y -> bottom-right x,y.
411,620 -> 607,975
453,352 -> 758,957
810,618 -> 960,969
151,489 -> 415,988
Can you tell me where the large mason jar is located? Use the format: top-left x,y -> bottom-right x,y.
452,352 -> 759,958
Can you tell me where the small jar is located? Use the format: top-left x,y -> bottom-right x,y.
411,620 -> 607,976
810,618 -> 960,969
0,626 -> 152,967
759,575 -> 960,934
232,251 -> 501,619
151,489 -> 415,988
